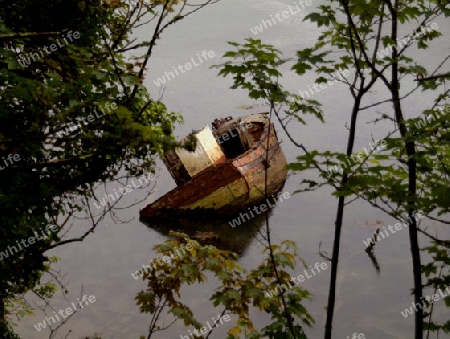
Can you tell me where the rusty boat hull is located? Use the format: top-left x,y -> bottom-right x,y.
139,113 -> 288,219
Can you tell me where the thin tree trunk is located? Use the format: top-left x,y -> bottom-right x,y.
388,1 -> 423,337
325,95 -> 362,339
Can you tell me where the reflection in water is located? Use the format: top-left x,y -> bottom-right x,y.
365,249 -> 380,274
140,171 -> 288,255
140,205 -> 274,256
364,228 -> 381,274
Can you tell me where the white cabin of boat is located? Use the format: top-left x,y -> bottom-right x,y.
162,113 -> 269,186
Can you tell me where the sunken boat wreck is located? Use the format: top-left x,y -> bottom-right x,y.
139,112 -> 288,219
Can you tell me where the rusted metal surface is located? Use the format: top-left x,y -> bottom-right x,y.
139,113 -> 288,219
232,127 -> 287,204
246,122 -> 265,143
211,116 -> 233,131
139,161 -> 242,218
162,150 -> 191,186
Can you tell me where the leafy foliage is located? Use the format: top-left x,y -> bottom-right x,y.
422,241 -> 450,335
0,0 -> 222,336
135,232 -> 313,338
